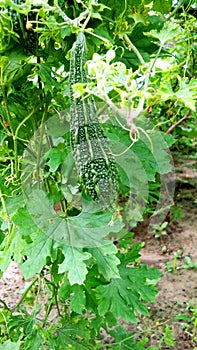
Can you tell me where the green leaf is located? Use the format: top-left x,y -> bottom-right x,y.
160,78 -> 197,111
109,119 -> 173,182
91,12 -> 102,20
13,207 -> 39,236
47,148 -> 66,172
109,327 -> 156,349
147,130 -> 173,174
163,324 -> 176,346
1,194 -> 24,219
60,25 -> 72,39
96,264 -> 161,323
110,135 -> 149,196
21,232 -> 53,279
23,331 -> 44,350
88,243 -> 120,280
45,114 -> 69,138
144,22 -> 181,45
174,78 -> 197,111
70,285 -> 86,313
55,318 -> 94,350
58,277 -> 71,299
96,278 -> 138,323
153,0 -> 172,14
0,340 -> 21,350
94,23 -> 113,42
0,47 -> 26,85
109,326 -> 134,347
58,246 -> 91,285
37,63 -> 59,93
25,189 -> 124,248
120,242 -> 142,265
0,228 -> 27,272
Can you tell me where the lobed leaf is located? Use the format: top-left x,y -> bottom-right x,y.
58,246 -> 91,285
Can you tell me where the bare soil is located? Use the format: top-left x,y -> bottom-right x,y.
129,159 -> 197,349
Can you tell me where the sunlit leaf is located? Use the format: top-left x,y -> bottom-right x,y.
0,340 -> 21,350
144,22 -> 181,45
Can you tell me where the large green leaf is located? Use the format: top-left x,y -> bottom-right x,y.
108,120 -> 173,182
23,332 -> 44,350
144,22 -> 181,45
96,265 -> 161,323
0,47 -> 26,85
159,78 -> 197,111
25,189 -> 124,248
0,340 -> 21,350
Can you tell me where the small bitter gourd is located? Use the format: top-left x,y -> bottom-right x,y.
69,32 -> 118,209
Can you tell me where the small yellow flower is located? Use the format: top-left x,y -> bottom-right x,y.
26,21 -> 33,30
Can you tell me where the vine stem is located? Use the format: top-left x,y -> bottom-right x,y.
121,34 -> 148,121
166,0 -> 185,20
148,44 -> 162,75
123,34 -> 145,66
0,188 -> 11,227
42,277 -> 62,327
1,86 -> 20,178
15,109 -> 35,141
35,103 -> 49,186
0,299 -> 10,310
165,111 -> 190,134
11,276 -> 39,312
3,223 -> 16,254
13,109 -> 36,179
81,11 -> 91,31
106,317 -> 174,348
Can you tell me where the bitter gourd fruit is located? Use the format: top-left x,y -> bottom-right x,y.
69,32 -> 118,209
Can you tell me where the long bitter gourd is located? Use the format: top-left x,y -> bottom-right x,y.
69,32 -> 118,209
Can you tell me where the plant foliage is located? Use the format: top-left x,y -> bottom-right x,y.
0,0 -> 197,348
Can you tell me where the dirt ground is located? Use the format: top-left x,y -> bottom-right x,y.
129,159 -> 197,349
0,159 -> 196,349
